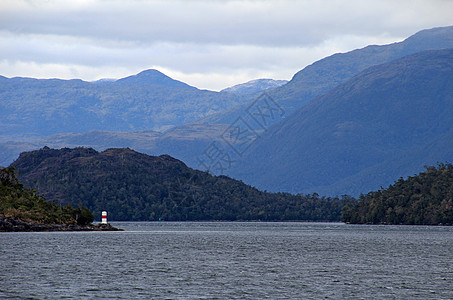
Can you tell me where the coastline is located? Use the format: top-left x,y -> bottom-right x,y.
0,217 -> 123,232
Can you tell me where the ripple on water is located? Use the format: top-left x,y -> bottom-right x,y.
1,222 -> 452,299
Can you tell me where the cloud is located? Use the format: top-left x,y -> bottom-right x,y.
1,0 -> 452,90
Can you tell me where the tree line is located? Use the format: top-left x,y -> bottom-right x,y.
1,166 -> 93,225
341,163 -> 453,225
12,147 -> 356,221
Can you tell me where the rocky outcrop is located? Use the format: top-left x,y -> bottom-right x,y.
0,217 -> 122,232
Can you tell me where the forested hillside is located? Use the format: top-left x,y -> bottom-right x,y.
341,163 -> 453,225
11,147 -> 356,221
0,166 -> 93,226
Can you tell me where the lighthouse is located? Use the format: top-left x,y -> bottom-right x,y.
101,211 -> 108,224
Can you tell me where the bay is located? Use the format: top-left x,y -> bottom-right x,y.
1,222 -> 452,299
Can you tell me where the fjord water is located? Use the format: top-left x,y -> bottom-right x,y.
1,222 -> 452,299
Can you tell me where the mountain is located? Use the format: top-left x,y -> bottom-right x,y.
0,69 -> 248,140
2,26 -> 453,181
221,79 -> 288,95
115,69 -> 193,88
10,147 -> 355,221
203,26 -> 453,127
341,163 -> 453,225
226,49 -> 453,196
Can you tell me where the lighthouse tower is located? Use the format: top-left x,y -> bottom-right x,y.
101,211 -> 108,224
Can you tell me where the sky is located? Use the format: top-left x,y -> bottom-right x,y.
1,0 -> 452,91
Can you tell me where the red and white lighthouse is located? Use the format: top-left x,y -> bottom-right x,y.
101,211 -> 108,224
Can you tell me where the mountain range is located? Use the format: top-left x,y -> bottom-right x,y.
1,25 -> 453,198
0,69 -> 249,140
227,49 -> 453,196
202,26 -> 453,127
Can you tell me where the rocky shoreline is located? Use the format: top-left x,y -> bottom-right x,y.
0,217 -> 123,232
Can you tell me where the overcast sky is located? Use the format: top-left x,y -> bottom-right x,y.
1,0 -> 452,91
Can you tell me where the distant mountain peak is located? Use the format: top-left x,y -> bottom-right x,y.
134,69 -> 168,78
116,69 -> 195,89
221,78 -> 288,95
403,25 -> 453,46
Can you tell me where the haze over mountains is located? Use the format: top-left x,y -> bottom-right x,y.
221,79 -> 288,95
0,124 -> 230,168
1,25 -> 453,198
228,49 -> 453,196
0,69 -> 249,140
203,26 -> 453,126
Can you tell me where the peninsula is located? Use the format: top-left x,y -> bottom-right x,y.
0,166 -> 121,232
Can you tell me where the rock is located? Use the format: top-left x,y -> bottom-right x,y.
0,217 -> 123,232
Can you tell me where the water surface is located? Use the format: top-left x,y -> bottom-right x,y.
1,222 -> 452,299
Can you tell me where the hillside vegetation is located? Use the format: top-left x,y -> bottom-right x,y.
0,166 -> 93,226
11,147 -> 356,221
341,163 -> 453,225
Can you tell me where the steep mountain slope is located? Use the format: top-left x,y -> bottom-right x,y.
221,79 -> 288,95
11,147 -> 354,221
227,49 -> 453,196
0,69 -> 247,140
204,25 -> 453,126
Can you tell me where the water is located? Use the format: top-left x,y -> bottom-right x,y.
1,222 -> 452,299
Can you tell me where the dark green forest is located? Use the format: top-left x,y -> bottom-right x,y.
341,163 -> 453,225
0,166 -> 93,225
12,147 -> 356,221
